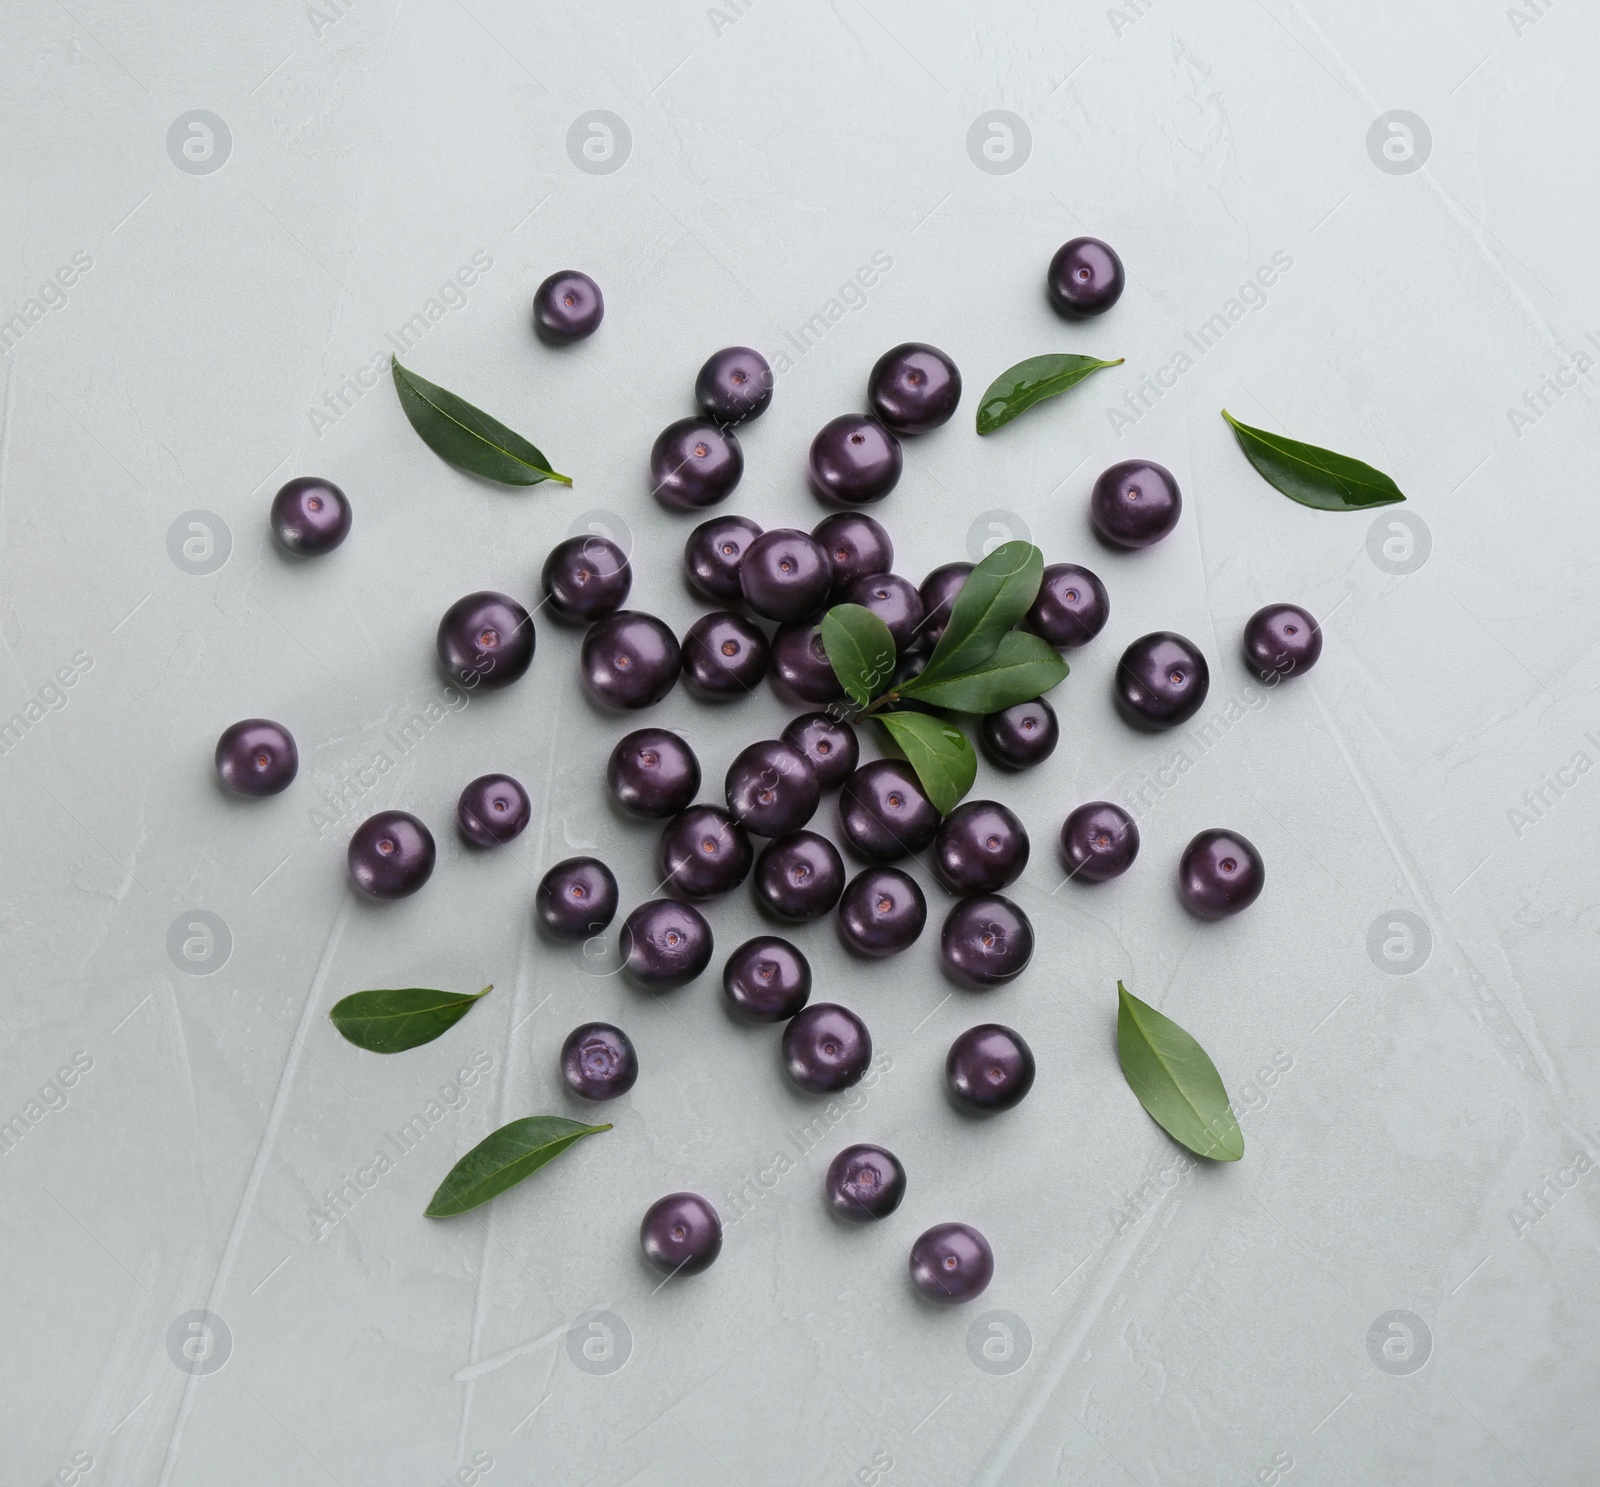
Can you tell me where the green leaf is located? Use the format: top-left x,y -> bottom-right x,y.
392,357 -> 571,486
424,1116 -> 611,1217
1116,983 -> 1243,1162
1221,409 -> 1403,511
900,631 -> 1067,714
877,711 -> 976,816
329,985 -> 492,1054
914,541 -> 1043,687
976,354 -> 1124,435
821,604 -> 897,708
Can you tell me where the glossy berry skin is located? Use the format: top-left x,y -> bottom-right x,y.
607,729 -> 699,819
981,698 -> 1058,770
770,621 -> 844,705
684,514 -> 762,604
1115,631 -> 1209,730
1091,460 -> 1182,549
842,573 -> 926,654
347,811 -> 436,900
917,563 -> 973,652
813,512 -> 894,595
725,740 -> 820,837
620,899 -> 714,987
640,1192 -> 722,1276
1060,802 -> 1139,883
838,867 -> 926,958
754,831 -> 846,921
941,894 -> 1034,987
782,1003 -> 872,1094
215,718 -> 298,797
933,801 -> 1029,895
456,773 -> 531,848
1047,237 -> 1124,318
682,612 -> 769,700
781,713 -> 859,790
722,935 -> 812,1022
1243,603 -> 1322,681
541,535 -> 631,623
437,591 -> 535,690
839,761 -> 940,862
825,1144 -> 906,1223
581,611 -> 681,710
536,856 -> 620,939
561,1022 -> 638,1100
1179,829 -> 1265,920
740,529 -> 832,622
532,269 -> 603,343
658,806 -> 753,900
695,346 -> 773,426
270,477 -> 350,556
909,1222 -> 993,1305
809,414 -> 903,505
868,343 -> 962,434
946,1024 -> 1035,1112
1026,563 -> 1109,649
651,417 -> 744,511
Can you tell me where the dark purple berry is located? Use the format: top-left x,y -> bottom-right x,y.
684,514 -> 762,604
270,477 -> 350,556
839,761 -> 939,862
1091,460 -> 1182,549
541,535 -> 631,623
1243,603 -> 1322,681
1115,631 -> 1209,729
933,801 -> 1029,895
770,621 -> 844,705
782,1003 -> 871,1094
946,1023 -> 1035,1112
1179,829 -> 1264,920
940,894 -> 1033,987
348,810 -> 436,900
808,414 -> 903,505
825,1144 -> 906,1223
537,856 -> 620,939
838,867 -> 926,958
916,563 -> 973,653
607,729 -> 699,819
725,740 -> 820,837
1025,563 -> 1108,649
651,417 -> 743,511
868,342 -> 962,435
909,1222 -> 993,1304
582,611 -> 681,710
657,806 -> 752,899
812,511 -> 894,596
842,573 -> 926,653
682,612 -> 769,701
532,269 -> 603,343
456,773 -> 531,848
740,529 -> 832,622
640,1191 -> 722,1276
981,698 -> 1058,770
561,1022 -> 637,1100
215,718 -> 298,797
754,831 -> 846,921
780,713 -> 859,790
722,935 -> 811,1022
695,346 -> 773,426
1047,237 -> 1124,318
620,899 -> 714,987
437,591 -> 535,689
1060,802 -> 1139,883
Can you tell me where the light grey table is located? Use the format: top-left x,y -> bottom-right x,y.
3,2 -> 1596,1483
